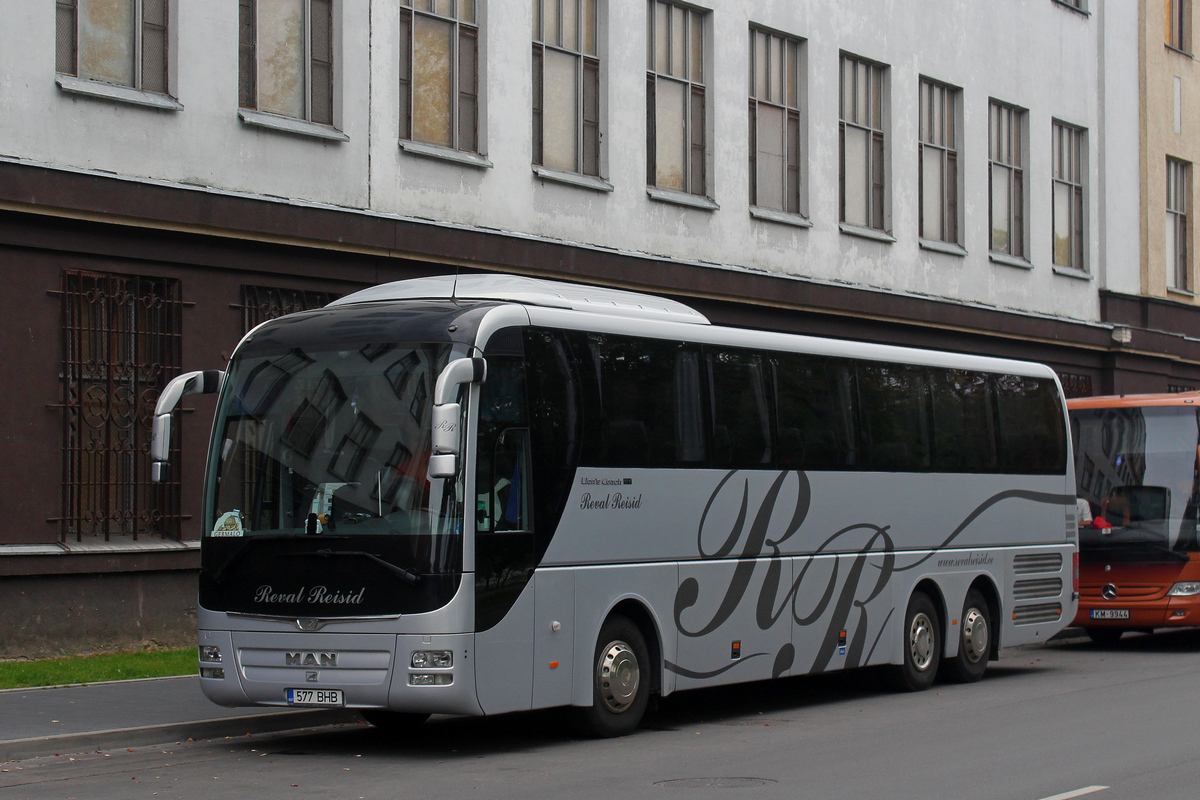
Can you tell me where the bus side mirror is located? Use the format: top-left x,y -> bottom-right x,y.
429,357 -> 486,479
151,370 -> 224,483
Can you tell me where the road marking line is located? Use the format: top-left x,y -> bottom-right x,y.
1037,786 -> 1109,800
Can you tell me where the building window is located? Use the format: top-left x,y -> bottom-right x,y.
1168,158 -> 1190,291
533,0 -> 600,176
237,285 -> 341,332
1052,121 -> 1087,271
840,54 -> 887,231
1169,384 -> 1197,393
989,100 -> 1027,258
1168,0 -> 1190,51
55,0 -> 169,94
918,78 -> 959,244
60,270 -> 182,542
399,0 -> 479,153
646,0 -> 707,196
1058,372 -> 1093,399
749,27 -> 803,216
1056,0 -> 1086,11
239,0 -> 334,125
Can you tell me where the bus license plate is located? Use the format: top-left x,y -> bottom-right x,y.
286,688 -> 344,707
1090,609 -> 1129,620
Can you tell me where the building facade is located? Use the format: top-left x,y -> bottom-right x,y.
0,0 -> 1191,655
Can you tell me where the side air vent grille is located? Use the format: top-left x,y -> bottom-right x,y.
1014,578 -> 1062,600
1012,603 -> 1062,625
1013,553 -> 1063,574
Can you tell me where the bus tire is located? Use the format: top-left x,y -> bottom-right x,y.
886,592 -> 941,692
360,710 -> 430,736
1084,627 -> 1125,646
574,614 -> 650,738
940,589 -> 991,683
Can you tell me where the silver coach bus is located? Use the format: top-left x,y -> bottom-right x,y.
153,274 -> 1077,737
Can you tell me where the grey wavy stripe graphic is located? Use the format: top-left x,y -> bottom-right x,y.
664,651 -> 768,679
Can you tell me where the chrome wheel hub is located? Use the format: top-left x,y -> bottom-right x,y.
909,612 -> 935,671
597,640 -> 640,713
961,607 -> 988,664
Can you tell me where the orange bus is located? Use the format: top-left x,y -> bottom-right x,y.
1068,392 -> 1200,644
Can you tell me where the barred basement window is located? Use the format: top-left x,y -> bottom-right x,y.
59,270 -> 182,542
1057,372 -> 1093,399
239,0 -> 335,125
56,0 -> 169,94
236,285 -> 341,333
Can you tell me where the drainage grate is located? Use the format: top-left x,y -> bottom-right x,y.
654,778 -> 778,789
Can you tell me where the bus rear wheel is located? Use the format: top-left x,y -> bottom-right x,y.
574,614 -> 650,738
360,710 -> 430,736
940,589 -> 991,683
886,592 -> 941,692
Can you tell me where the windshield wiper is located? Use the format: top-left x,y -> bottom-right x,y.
301,549 -> 422,585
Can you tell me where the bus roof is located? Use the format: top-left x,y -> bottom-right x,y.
1067,390 -> 1200,410
331,274 -> 711,326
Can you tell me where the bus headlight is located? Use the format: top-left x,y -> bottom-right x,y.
1167,581 -> 1200,596
411,650 -> 453,668
199,645 -> 223,663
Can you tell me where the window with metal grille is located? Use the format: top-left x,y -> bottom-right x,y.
237,285 -> 340,333
238,0 -> 334,125
1169,384 -> 1196,393
840,53 -> 887,231
1057,372 -> 1093,399
1167,0 -> 1190,51
533,0 -> 600,176
59,270 -> 182,542
1052,121 -> 1087,271
918,77 -> 960,245
56,0 -> 169,94
1167,158 -> 1190,292
646,0 -> 707,196
989,100 -> 1027,258
399,0 -> 480,153
748,26 -> 804,217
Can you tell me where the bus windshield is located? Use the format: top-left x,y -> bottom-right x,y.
208,341 -> 456,540
1073,405 -> 1200,560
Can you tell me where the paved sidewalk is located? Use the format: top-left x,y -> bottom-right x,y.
0,676 -> 359,763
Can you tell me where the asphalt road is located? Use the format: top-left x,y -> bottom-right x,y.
4,630 -> 1200,800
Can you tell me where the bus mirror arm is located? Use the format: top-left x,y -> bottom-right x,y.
150,370 -> 224,483
429,357 -> 487,479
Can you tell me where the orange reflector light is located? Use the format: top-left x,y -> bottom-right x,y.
550,661 -> 559,669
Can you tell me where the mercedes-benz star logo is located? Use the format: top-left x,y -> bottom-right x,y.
1101,583 -> 1118,600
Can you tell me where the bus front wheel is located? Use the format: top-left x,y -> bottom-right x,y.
886,592 -> 941,692
575,614 -> 650,738
940,589 -> 991,683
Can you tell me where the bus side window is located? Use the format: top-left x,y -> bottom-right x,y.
772,353 -> 858,470
930,369 -> 998,473
708,348 -> 772,469
857,362 -> 932,472
996,375 -> 1067,474
475,346 -> 531,533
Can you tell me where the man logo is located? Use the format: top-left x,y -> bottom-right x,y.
286,651 -> 338,667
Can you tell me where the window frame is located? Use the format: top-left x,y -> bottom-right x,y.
398,0 -> 482,157
238,0 -> 339,131
1167,157 -> 1191,293
533,0 -> 602,180
838,52 -> 889,235
55,0 -> 177,105
748,25 -> 806,220
1051,120 -> 1088,274
988,99 -> 1029,262
1167,0 -> 1191,53
646,0 -> 710,200
917,77 -> 962,248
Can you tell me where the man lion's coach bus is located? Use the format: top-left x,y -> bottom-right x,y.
1069,391 -> 1200,644
152,274 -> 1077,736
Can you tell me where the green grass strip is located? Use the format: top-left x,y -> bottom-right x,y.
0,648 -> 196,690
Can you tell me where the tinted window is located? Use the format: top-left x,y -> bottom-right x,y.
931,369 -> 998,472
709,348 -> 772,468
773,353 -> 859,470
858,363 -> 932,472
996,375 -> 1066,473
